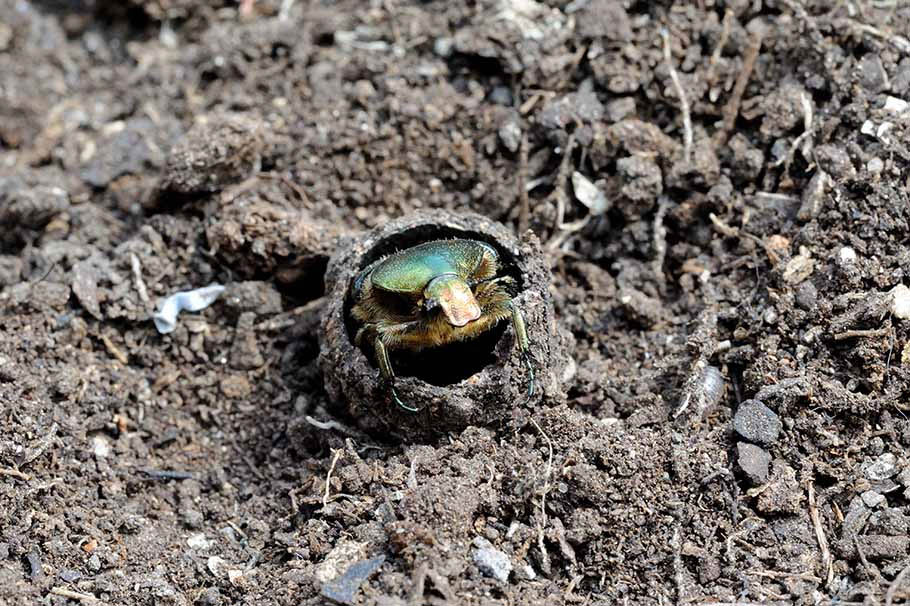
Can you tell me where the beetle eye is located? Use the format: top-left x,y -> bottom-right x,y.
425,298 -> 439,311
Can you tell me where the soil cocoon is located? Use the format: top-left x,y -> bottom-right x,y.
319,211 -> 567,438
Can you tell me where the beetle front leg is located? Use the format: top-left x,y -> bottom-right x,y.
373,336 -> 419,412
509,302 -> 535,398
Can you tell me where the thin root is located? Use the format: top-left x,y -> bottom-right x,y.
661,28 -> 693,164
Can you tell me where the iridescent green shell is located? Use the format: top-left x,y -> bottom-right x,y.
369,239 -> 497,294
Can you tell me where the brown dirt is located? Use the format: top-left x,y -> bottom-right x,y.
2,1 -> 910,605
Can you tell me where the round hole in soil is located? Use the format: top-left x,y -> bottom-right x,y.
343,224 -> 524,387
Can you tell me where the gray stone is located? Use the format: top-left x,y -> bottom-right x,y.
859,53 -> 890,93
498,119 -> 522,153
472,537 -> 512,583
896,466 -> 910,487
861,490 -> 885,508
736,442 -> 771,484
863,453 -> 897,481
320,555 -> 386,605
59,569 -> 83,583
733,399 -> 781,445
87,553 -> 102,572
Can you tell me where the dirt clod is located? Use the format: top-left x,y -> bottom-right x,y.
733,399 -> 782,445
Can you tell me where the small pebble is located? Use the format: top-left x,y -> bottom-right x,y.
498,120 -> 521,153
472,537 -> 512,583
320,555 -> 386,605
59,569 -> 83,583
87,553 -> 102,572
863,453 -> 897,481
891,284 -> 910,320
571,171 -> 608,215
896,466 -> 910,487
26,549 -> 43,579
861,490 -> 885,508
733,400 -> 781,445
838,246 -> 857,266
867,157 -> 884,175
488,86 -> 512,106
736,442 -> 771,485
883,96 -> 909,114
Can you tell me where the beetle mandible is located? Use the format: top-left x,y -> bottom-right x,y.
350,238 -> 535,411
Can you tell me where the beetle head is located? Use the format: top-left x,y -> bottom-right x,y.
424,274 -> 481,327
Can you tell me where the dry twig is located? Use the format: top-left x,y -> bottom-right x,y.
529,416 -> 554,575
652,197 -> 671,291
807,481 -> 833,585
130,253 -> 150,307
0,467 -> 30,481
49,587 -> 103,604
833,326 -> 891,341
322,449 -> 342,509
716,30 -> 762,146
661,29 -> 693,164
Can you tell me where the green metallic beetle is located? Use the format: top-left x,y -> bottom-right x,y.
350,239 -> 534,411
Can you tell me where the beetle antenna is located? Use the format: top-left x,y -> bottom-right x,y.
391,384 -> 420,413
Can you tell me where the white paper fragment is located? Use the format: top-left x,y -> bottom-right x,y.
891,284 -> 910,320
152,284 -> 225,334
571,171 -> 608,215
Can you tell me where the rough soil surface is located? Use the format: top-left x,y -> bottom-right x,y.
2,1 -> 910,605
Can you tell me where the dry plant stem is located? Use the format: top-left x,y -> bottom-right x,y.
846,21 -> 910,54
661,29 -> 692,164
101,334 -> 128,365
552,132 -> 577,231
673,528 -> 687,604
130,253 -> 150,307
807,481 -> 833,586
322,449 -> 342,509
49,587 -> 104,604
707,9 -> 733,84
716,31 -> 762,147
545,131 -> 578,251
772,92 -> 814,171
652,197 -> 670,291
518,132 -> 530,234
833,326 -> 890,341
709,213 -> 780,265
853,535 -> 875,578
886,561 -> 910,606
0,467 -> 30,480
529,416 -> 554,575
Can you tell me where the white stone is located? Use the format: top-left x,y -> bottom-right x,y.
892,284 -> 910,320
571,171 -> 608,215
92,436 -> 111,458
883,96 -> 909,114
838,247 -> 857,265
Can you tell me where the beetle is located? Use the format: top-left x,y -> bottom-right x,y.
349,238 -> 534,411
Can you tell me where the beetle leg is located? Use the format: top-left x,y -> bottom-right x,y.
509,301 -> 535,398
373,335 -> 419,413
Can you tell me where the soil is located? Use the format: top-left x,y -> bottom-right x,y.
2,1 -> 910,605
